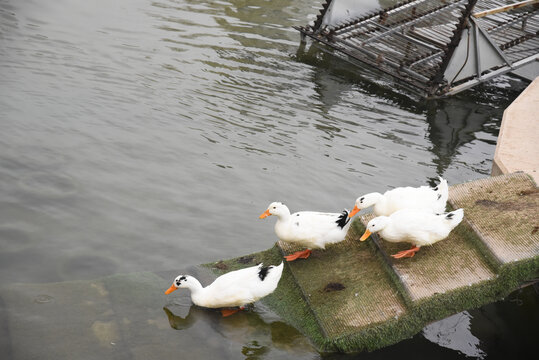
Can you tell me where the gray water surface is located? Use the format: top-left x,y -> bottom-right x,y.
0,0 -> 536,359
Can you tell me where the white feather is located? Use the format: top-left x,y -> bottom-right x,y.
355,177 -> 449,216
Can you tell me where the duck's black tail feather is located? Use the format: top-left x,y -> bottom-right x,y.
258,264 -> 272,281
336,210 -> 351,229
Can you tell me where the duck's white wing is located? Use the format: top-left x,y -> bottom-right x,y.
204,263 -> 282,307
209,264 -> 261,290
385,186 -> 442,213
202,265 -> 262,307
390,210 -> 450,245
285,211 -> 349,244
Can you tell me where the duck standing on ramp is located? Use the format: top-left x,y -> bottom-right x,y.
259,202 -> 351,261
360,208 -> 464,258
349,177 -> 449,218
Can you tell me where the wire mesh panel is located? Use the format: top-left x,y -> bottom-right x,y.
296,0 -> 539,97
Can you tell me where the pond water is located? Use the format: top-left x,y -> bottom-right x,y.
0,0 -> 537,359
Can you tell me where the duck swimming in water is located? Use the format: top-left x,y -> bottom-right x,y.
165,262 -> 283,316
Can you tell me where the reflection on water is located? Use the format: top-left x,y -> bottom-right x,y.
423,311 -> 485,359
0,0 -> 536,358
163,300 -> 315,359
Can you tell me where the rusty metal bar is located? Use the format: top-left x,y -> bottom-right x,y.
336,0 -> 448,36
473,0 -> 539,18
370,24 -> 442,51
297,28 -> 431,92
330,0 -> 423,33
408,51 -> 444,67
333,37 -> 432,82
340,0 -> 468,39
486,10 -> 537,32
500,30 -> 539,49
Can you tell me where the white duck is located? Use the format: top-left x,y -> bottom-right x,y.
360,208 -> 464,258
164,262 -> 283,317
349,177 -> 449,218
259,202 -> 351,261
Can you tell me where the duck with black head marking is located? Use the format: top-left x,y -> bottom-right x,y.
259,202 -> 352,261
165,262 -> 284,317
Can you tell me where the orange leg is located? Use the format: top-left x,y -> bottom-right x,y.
391,246 -> 420,259
284,249 -> 312,261
220,306 -> 246,317
221,308 -> 240,317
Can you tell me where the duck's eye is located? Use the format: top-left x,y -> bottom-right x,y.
272,207 -> 276,209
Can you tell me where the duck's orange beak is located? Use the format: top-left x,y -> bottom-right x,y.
360,229 -> 372,241
349,205 -> 360,218
259,209 -> 271,219
165,285 -> 177,295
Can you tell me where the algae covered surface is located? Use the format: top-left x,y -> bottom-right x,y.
449,173 -> 539,264
203,174 -> 539,353
371,218 -> 496,302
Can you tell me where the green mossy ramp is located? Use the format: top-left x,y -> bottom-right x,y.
209,173 -> 539,353
278,225 -> 407,346
359,214 -> 496,302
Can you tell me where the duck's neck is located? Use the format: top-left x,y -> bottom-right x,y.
185,277 -> 205,305
371,193 -> 388,214
275,208 -> 291,222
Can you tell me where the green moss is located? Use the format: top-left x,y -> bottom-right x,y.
201,187 -> 539,353
101,249 -> 537,354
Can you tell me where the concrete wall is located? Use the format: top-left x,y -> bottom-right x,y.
492,76 -> 539,184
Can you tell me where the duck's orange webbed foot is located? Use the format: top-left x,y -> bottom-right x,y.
220,306 -> 246,317
221,308 -> 240,317
391,246 -> 420,259
284,249 -> 312,261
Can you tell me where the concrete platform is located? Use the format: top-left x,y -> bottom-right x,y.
492,77 -> 539,184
